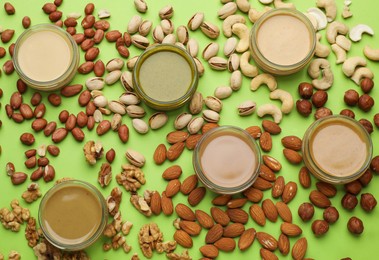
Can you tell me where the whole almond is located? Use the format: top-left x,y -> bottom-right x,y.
260,165 -> 276,182
153,144 -> 167,165
252,177 -> 273,191
32,118 -> 48,132
118,124 -> 129,143
316,181 -> 337,198
238,228 -> 256,251
262,120 -> 281,135
179,220 -> 202,236
281,136 -> 302,151
309,190 -> 331,208
162,165 -> 182,180
214,237 -> 236,252
185,134 -> 202,150
281,222 -> 302,237
1,29 -> 15,43
188,187 -> 206,207
4,2 -> 15,14
245,125 -> 262,139
20,133 -> 35,146
262,199 -> 278,222
283,149 -> 303,164
223,223 -> 245,238
299,167 -> 311,188
227,198 -> 247,209
202,122 -> 219,134
260,248 -> 279,260
212,194 -> 232,206
276,201 -> 293,223
256,232 -> 278,251
243,187 -> 263,203
180,174 -> 198,195
259,132 -> 272,152
206,223 -> 224,243
278,233 -> 290,256
165,179 -> 181,197
195,209 -> 214,229
44,122 -> 57,137
175,203 -> 196,221
226,208 -> 249,224
72,127 -> 85,142
166,131 -> 189,144
282,182 -> 297,204
249,204 -> 266,226
263,155 -> 282,172
292,237 -> 307,260
161,192 -> 173,216
52,128 -> 68,143
199,244 -> 219,259
167,142 -> 185,161
150,191 -> 161,215
173,230 -> 193,248
272,176 -> 285,198
97,120 -> 111,135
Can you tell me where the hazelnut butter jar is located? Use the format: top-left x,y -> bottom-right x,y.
13,24 -> 79,91
132,44 -> 199,110
193,126 -> 261,194
250,8 -> 316,75
38,180 -> 108,251
302,115 -> 373,184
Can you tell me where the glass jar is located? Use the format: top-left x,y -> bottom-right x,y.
38,180 -> 108,251
193,126 -> 261,194
250,8 -> 316,76
302,115 -> 372,184
133,44 -> 199,111
13,24 -> 79,91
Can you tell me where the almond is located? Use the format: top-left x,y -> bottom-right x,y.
226,208 -> 249,224
252,177 -> 273,191
283,148 -> 303,164
223,223 -> 245,238
227,198 -> 247,209
243,187 -> 263,203
212,194 -> 232,206
238,228 -> 256,251
278,233 -> 290,256
272,176 -> 285,198
161,191 -> 173,216
262,120 -> 281,135
153,144 -> 166,165
173,230 -> 193,248
316,181 -> 337,198
162,165 -> 182,180
175,203 -> 196,221
262,199 -> 278,222
180,174 -> 198,195
309,190 -> 331,208
214,237 -> 236,252
166,130 -> 189,144
256,232 -> 278,251
281,136 -> 302,151
195,209 -> 214,229
205,223 -> 223,243
199,244 -> 219,258
259,132 -> 272,152
260,248 -> 279,260
299,167 -> 311,188
280,222 -> 302,237
276,201 -> 293,223
210,207 -> 230,226
249,204 -> 266,226
291,237 -> 307,260
186,134 -> 202,150
150,191 -> 161,215
259,165 -> 276,182
188,187 -> 206,207
245,125 -> 262,139
179,220 -> 202,236
262,155 -> 282,172
282,181 -> 297,204
165,179 -> 181,197
202,122 -> 219,134
167,142 -> 185,161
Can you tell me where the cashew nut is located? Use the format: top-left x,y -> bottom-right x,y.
231,23 -> 249,53
308,58 -> 330,78
250,74 -> 277,92
308,59 -> 334,90
259,0 -> 274,4
236,0 -> 250,13
222,15 -> 246,38
304,13 -> 319,31
248,7 -> 272,23
240,51 -> 258,78
363,45 -> 379,61
307,8 -> 328,31
326,21 -> 349,44
349,24 -> 374,42
315,33 -> 330,58
274,0 -> 295,9
331,44 -> 346,64
335,35 -> 351,51
316,0 -> 337,22
257,104 -> 283,124
342,57 -> 367,77
269,89 -> 294,114
351,67 -> 374,85
342,6 -> 353,19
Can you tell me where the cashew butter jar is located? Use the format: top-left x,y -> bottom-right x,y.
193,126 -> 261,194
38,180 -> 108,251
302,115 -> 373,184
133,44 -> 199,110
250,8 -> 316,75
13,24 -> 79,91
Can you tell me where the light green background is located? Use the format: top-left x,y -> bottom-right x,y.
0,0 -> 379,259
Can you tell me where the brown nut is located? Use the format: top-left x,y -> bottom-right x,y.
0,47 -> 6,58
85,47 -> 100,61
360,78 -> 374,93
44,122 -> 57,137
298,82 -> 313,99
73,33 -> 85,44
30,92 -> 42,106
347,216 -> 364,235
59,110 -> 69,123
314,107 -> 332,120
311,220 -> 329,236
298,202 -> 314,222
10,91 -> 22,110
81,15 -> 95,29
47,145 -> 60,156
11,172 -> 27,185
81,38 -> 95,51
43,165 -> 55,182
48,93 -> 61,106
344,89 -> 359,106
311,90 -> 328,108
344,180 -> 362,195
1,29 -> 15,43
4,2 -> 16,14
323,206 -> 339,224
38,157 -> 49,167
340,109 -> 355,118
359,118 -> 373,134
3,59 -> 14,74
360,193 -> 377,212
358,94 -> 374,112
94,60 -> 105,77
78,61 -> 94,74
52,128 -> 68,143
85,3 -> 95,14
106,149 -> 116,164
20,133 -> 35,145
42,3 -> 57,14
371,156 -> 379,173
49,11 -> 62,22
296,99 -> 312,116
34,103 -> 46,118
341,193 -> 358,210
359,169 -> 373,186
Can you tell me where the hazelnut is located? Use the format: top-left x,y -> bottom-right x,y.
344,89 -> 359,106
347,216 -> 364,235
311,220 -> 329,236
358,169 -> 373,186
360,77 -> 374,93
358,94 -> 374,112
298,82 -> 313,99
298,202 -> 314,222
373,113 -> 379,128
341,193 -> 358,210
340,109 -> 355,119
296,99 -> 312,117
370,156 -> 379,174
344,180 -> 362,195
323,206 -> 339,224
360,193 -> 377,212
311,90 -> 328,108
358,119 -> 373,134
314,107 -> 332,120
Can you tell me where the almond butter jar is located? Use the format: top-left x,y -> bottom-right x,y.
302,115 -> 373,184
13,24 -> 79,91
193,126 -> 261,194
38,180 -> 108,251
249,8 -> 316,75
132,44 -> 199,110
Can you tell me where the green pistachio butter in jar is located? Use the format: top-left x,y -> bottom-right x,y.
133,44 -> 199,110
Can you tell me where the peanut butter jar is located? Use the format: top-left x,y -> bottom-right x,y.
193,126 -> 261,194
250,8 -> 316,75
302,115 -> 373,184
38,180 -> 108,251
13,24 -> 79,91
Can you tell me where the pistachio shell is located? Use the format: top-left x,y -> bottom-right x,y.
200,21 -> 220,39
132,118 -> 149,134
120,71 -> 134,91
176,25 -> 189,44
126,105 -> 145,118
238,100 -> 256,116
194,58 -> 204,77
187,117 -> 204,134
218,2 -> 238,19
106,58 -> 124,72
174,113 -> 193,130
93,95 -> 108,108
139,20 -> 153,37
202,109 -> 220,123
161,19 -> 174,35
91,90 -> 103,98
214,86 -> 233,99
126,148 -> 145,167
149,112 -> 168,130
202,42 -> 219,61
230,70 -> 242,91
134,0 -> 148,13
228,53 -> 240,72
204,96 -> 223,112
86,77 -> 105,90
224,37 -> 238,57
111,113 -> 122,130
153,25 -> 165,43
131,35 -> 150,49
105,70 -> 122,85
208,56 -> 228,70
188,12 -> 204,31
187,38 -> 199,57
127,56 -> 139,71
108,100 -> 126,115
119,92 -> 140,105
127,15 -> 143,34
162,34 -> 176,44
189,92 -> 203,115
159,5 -> 174,19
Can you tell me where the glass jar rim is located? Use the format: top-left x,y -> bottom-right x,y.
38,179 -> 108,251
